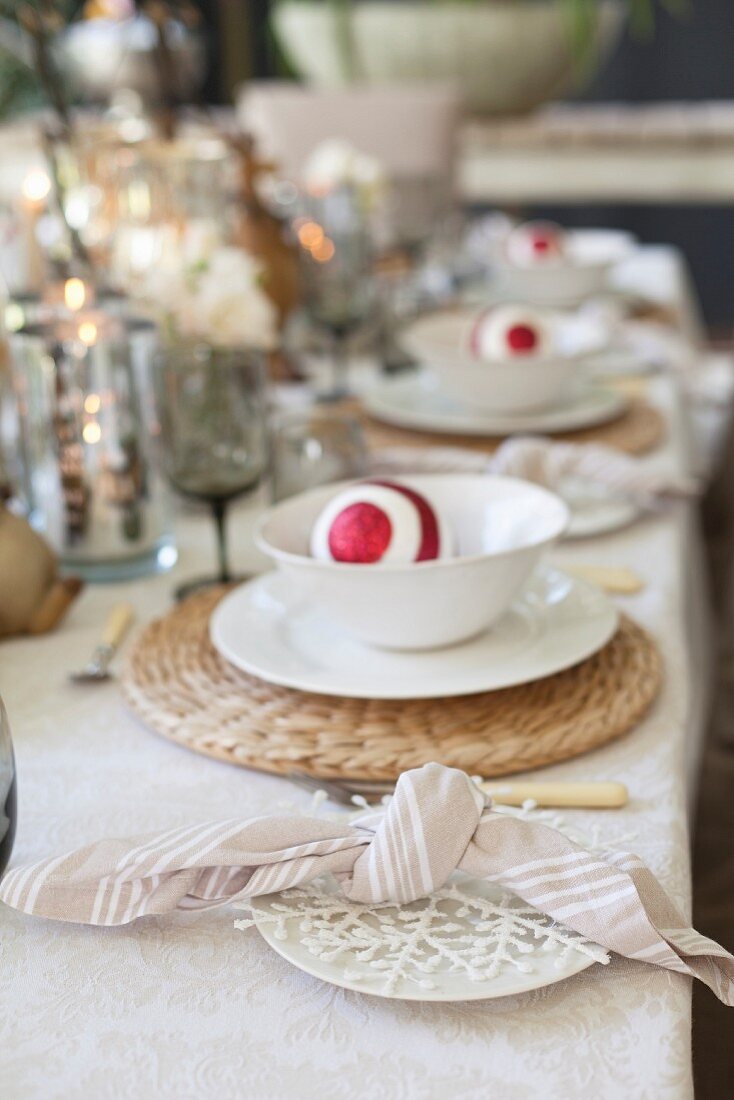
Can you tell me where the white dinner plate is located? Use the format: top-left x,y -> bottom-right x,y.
249,873 -> 608,1002
363,372 -> 628,437
210,566 -> 619,700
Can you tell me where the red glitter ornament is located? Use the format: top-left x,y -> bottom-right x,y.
327,502 -> 393,563
531,233 -> 552,254
370,480 -> 440,561
311,479 -> 450,564
505,323 -> 539,354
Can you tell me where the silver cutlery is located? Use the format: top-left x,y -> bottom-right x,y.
69,603 -> 135,684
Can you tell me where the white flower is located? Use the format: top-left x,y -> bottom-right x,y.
134,242 -> 278,350
179,218 -> 224,267
303,139 -> 384,198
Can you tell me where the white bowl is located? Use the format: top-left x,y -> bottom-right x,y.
494,230 -> 636,306
272,1 -> 624,117
401,308 -> 604,414
256,475 -> 569,651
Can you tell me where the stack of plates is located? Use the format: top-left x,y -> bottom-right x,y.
364,371 -> 628,439
210,566 -> 618,702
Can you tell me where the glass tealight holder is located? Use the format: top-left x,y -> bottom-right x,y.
9,312 -> 175,581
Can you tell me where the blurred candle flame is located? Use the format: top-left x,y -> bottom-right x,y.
82,421 -> 102,445
22,170 -> 51,206
78,321 -> 98,347
64,278 -> 87,312
297,221 -> 324,251
311,238 -> 335,263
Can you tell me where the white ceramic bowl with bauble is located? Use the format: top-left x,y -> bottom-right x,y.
401,305 -> 604,415
256,475 -> 569,650
494,223 -> 636,306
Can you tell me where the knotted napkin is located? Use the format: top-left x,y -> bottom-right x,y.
1,763 -> 731,1004
372,437 -> 698,508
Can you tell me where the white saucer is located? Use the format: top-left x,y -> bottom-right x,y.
363,372 -> 628,437
563,481 -> 641,539
250,873 -> 607,1002
210,567 -> 618,700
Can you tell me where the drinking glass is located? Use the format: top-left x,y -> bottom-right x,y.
0,696 -> 16,879
154,344 -> 269,599
297,185 -> 375,401
271,410 -> 367,502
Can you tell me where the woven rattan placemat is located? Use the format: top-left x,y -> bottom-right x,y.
360,398 -> 665,457
122,588 -> 662,781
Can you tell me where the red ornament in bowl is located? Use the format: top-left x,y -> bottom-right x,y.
310,480 -> 451,565
468,305 -> 551,361
505,221 -> 566,267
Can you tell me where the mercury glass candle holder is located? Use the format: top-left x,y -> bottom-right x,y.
9,308 -> 175,581
78,135 -> 237,288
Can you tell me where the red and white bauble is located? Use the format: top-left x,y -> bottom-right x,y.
310,480 -> 453,565
504,221 -> 566,268
468,305 -> 552,361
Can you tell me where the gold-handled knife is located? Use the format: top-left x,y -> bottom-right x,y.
563,564 -> 645,595
289,772 -> 628,810
479,780 -> 628,808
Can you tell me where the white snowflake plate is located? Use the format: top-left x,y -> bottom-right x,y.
210,566 -> 618,699
363,371 -> 628,437
241,874 -> 609,1001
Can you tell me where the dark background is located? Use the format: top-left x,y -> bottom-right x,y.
568,0 -> 734,333
202,0 -> 734,331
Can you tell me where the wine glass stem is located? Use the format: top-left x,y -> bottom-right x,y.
332,330 -> 348,399
211,498 -> 231,584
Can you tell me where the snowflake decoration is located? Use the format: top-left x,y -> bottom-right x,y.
235,878 -> 609,997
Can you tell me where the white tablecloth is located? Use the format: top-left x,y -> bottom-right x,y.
0,252 -> 721,1100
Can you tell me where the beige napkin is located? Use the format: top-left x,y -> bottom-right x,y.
372,437 -> 698,508
1,763 -> 732,1003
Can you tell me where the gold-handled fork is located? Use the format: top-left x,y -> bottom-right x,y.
69,603 -> 135,684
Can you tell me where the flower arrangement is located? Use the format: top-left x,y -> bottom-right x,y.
141,242 -> 279,351
303,139 -> 384,198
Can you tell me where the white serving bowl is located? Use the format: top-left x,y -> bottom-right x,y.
401,308 -> 604,414
256,475 -> 569,651
494,230 -> 636,306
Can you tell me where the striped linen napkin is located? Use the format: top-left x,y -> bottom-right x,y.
372,437 -> 698,508
1,763 -> 731,1003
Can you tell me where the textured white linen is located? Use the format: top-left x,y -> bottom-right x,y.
0,374 -> 709,1100
1,225 -> 728,1100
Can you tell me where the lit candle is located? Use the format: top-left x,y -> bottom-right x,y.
20,169 -> 51,291
64,277 -> 87,313
43,279 -> 110,347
